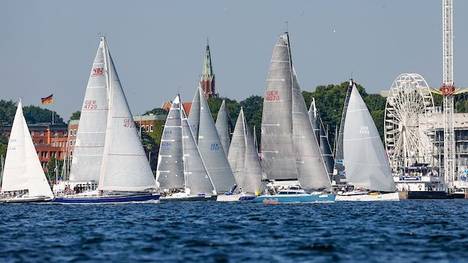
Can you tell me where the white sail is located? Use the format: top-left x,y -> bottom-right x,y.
181,106 -> 215,195
1,101 -> 54,198
156,95 -> 185,190
215,100 -> 231,157
188,88 -> 201,142
228,109 -> 263,194
261,33 -> 298,181
228,109 -> 247,187
69,38 -> 108,183
291,71 -> 331,190
343,84 -> 396,192
196,87 -> 236,193
98,39 -> 156,192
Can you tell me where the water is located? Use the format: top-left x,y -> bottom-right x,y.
0,200 -> 467,262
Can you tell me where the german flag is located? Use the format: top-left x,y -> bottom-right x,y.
41,94 -> 54,105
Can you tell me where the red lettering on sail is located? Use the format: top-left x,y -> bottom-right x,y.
265,90 -> 280,101
83,100 -> 97,110
123,118 -> 135,128
92,67 -> 104,76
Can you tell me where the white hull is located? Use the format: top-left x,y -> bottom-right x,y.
216,193 -> 256,202
336,192 -> 399,201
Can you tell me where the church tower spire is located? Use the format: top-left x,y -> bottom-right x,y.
200,40 -> 217,98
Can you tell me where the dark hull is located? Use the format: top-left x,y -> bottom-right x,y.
403,191 -> 452,200
160,195 -> 217,202
1,197 -> 53,203
52,194 -> 160,204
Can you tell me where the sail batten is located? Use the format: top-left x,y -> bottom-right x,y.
343,84 -> 396,192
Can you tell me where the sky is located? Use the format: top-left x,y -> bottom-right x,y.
1,0 -> 467,120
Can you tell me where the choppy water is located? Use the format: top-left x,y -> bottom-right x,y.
0,200 -> 467,262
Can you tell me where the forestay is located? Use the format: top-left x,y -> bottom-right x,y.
188,88 -> 201,142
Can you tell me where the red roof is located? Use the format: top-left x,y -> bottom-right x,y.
161,101 -> 192,115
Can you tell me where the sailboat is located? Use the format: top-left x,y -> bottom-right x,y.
215,100 -> 231,157
53,37 -> 159,203
157,95 -> 216,201
188,87 -> 237,195
335,80 -> 399,201
218,108 -> 263,202
0,100 -> 54,203
308,98 -> 335,178
255,32 -> 335,204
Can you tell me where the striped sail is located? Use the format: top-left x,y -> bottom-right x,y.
1,101 -> 54,198
156,95 -> 184,190
291,71 -> 331,190
98,38 -> 156,192
343,83 -> 396,192
196,87 -> 236,193
69,38 -> 108,183
261,33 -> 298,181
215,100 -> 231,157
181,107 -> 215,195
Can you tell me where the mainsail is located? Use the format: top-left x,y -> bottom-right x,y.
196,87 -> 236,192
343,83 -> 396,192
98,38 -> 156,192
181,106 -> 215,194
156,95 -> 185,190
1,101 -> 54,198
188,88 -> 201,142
69,38 -> 108,183
215,100 -> 231,157
291,71 -> 331,190
228,108 -> 263,194
261,33 -> 298,181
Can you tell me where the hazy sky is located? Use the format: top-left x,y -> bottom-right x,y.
1,0 -> 467,120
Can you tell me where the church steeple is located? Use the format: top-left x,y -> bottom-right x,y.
200,40 -> 217,98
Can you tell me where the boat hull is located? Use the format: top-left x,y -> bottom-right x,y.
160,195 -> 216,202
336,192 -> 399,201
0,196 -> 53,203
216,194 -> 256,202
399,191 -> 452,199
52,193 -> 160,204
253,193 -> 335,204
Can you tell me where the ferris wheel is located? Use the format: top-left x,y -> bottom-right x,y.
384,73 -> 435,173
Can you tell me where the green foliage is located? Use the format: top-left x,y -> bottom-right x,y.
70,111 -> 81,121
0,134 -> 7,160
455,93 -> 468,113
0,100 -> 64,125
143,108 -> 168,116
207,97 -> 240,122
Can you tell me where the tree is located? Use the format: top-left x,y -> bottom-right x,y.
143,108 -> 168,116
70,111 -> 81,121
45,156 -> 63,184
